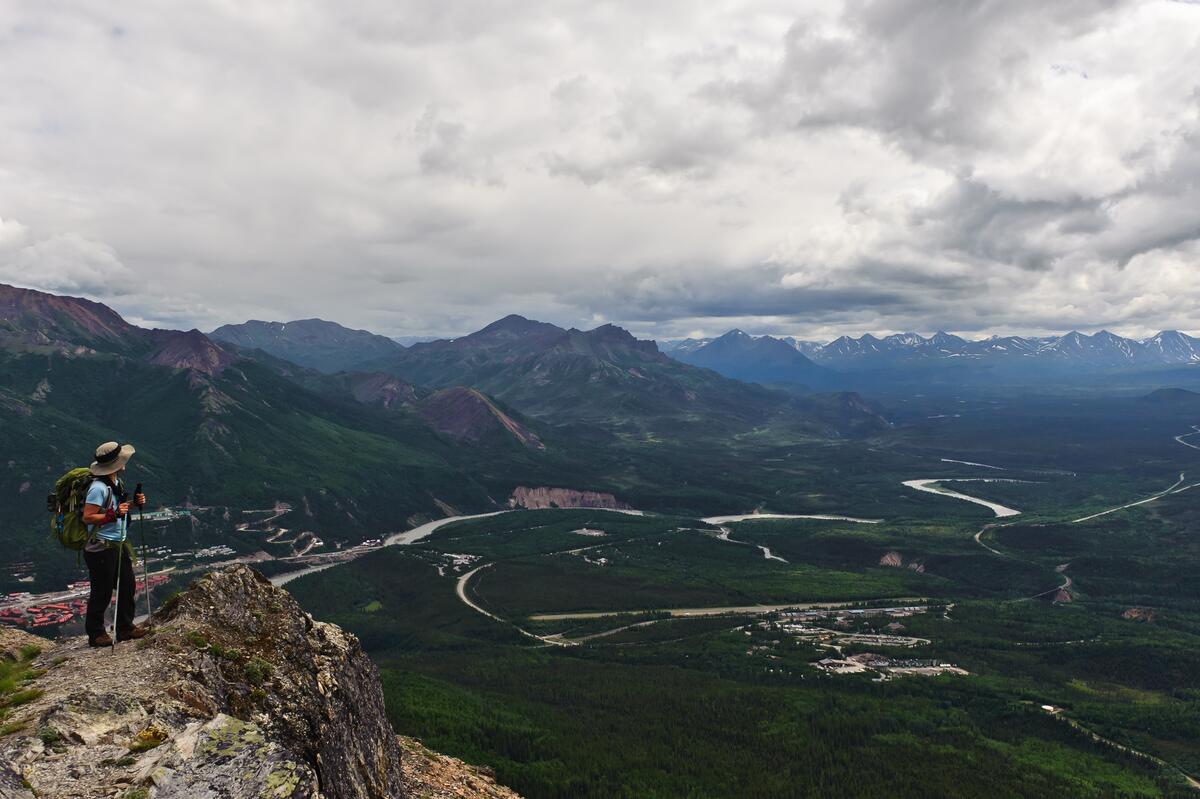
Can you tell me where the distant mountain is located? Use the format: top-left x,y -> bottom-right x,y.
819,331 -> 970,362
821,333 -> 885,361
810,330 -> 1200,370
660,334 -> 827,360
366,315 -> 742,425
656,337 -> 711,355
363,315 -> 878,436
392,335 -> 442,347
661,325 -> 1200,386
1143,330 -> 1200,363
0,283 -> 139,353
672,330 -> 833,387
209,318 -> 403,373
780,337 -> 827,359
0,283 -> 237,371
1141,387 -> 1200,406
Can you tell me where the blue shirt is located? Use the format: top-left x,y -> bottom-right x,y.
85,478 -> 127,547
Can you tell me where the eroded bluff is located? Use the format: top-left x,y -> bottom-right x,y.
0,565 -> 406,798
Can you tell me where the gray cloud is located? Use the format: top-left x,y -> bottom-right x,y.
0,0 -> 1197,342
0,223 -> 133,296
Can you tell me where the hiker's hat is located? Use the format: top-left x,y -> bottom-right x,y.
90,441 -> 135,476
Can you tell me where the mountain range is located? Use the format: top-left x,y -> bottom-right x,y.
814,329 -> 1200,367
660,328 -> 1200,386
0,284 -> 889,593
213,313 -> 880,436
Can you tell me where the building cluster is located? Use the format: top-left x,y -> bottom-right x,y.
777,605 -> 925,624
192,545 -> 237,559
815,653 -> 968,679
745,604 -> 969,679
770,606 -> 931,649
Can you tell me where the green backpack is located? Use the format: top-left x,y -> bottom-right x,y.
50,467 -> 101,551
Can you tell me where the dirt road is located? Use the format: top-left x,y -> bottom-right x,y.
1072,472 -> 1197,523
528,598 -> 927,622
456,563 -> 574,647
973,523 -> 1010,557
1175,425 -> 1200,451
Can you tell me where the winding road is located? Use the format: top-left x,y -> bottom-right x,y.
1175,425 -> 1200,451
973,523 -> 1010,557
455,563 -> 574,647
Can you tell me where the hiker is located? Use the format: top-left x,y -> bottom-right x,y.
79,442 -> 148,647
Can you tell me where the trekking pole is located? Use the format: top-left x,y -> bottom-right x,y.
111,483 -> 130,652
110,545 -> 122,653
135,483 -> 152,630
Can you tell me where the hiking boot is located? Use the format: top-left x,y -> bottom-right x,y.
117,624 -> 148,642
88,633 -> 113,647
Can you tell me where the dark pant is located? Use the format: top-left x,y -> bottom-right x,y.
83,545 -> 135,639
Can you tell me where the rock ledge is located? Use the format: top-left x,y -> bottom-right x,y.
0,565 -> 406,798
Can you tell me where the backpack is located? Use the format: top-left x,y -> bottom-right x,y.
50,468 -> 105,551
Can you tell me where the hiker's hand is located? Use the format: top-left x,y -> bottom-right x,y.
135,493 -> 146,508
119,501 -> 131,516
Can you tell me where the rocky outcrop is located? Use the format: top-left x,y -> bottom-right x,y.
877,551 -> 924,573
1121,607 -> 1156,622
878,551 -> 903,568
397,737 -> 521,799
0,565 -> 406,798
508,486 -> 629,510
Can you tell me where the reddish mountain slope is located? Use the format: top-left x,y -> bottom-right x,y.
0,284 -> 235,375
146,329 -> 236,375
0,282 -> 143,352
418,387 -> 544,449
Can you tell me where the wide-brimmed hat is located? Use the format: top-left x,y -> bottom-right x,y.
90,441 -> 135,476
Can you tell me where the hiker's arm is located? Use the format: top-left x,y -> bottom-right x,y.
82,503 -> 117,525
135,492 -> 146,508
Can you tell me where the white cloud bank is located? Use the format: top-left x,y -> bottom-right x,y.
0,0 -> 1197,339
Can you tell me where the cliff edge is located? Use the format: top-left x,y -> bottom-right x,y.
0,565 -> 520,799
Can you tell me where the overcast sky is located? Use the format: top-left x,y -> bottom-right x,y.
1,1 -> 1197,341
